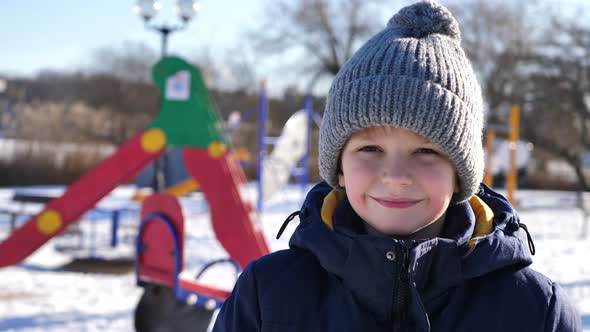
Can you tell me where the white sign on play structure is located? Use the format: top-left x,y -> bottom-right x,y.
262,110 -> 309,202
165,71 -> 191,101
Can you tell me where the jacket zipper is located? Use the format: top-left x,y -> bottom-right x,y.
393,242 -> 410,332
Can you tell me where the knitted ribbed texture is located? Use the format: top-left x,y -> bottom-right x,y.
319,0 -> 484,203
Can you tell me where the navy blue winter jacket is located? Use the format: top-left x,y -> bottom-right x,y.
213,182 -> 581,331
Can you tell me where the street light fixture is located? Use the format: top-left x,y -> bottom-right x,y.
133,0 -> 161,21
177,0 -> 200,22
133,0 -> 200,56
133,0 -> 199,192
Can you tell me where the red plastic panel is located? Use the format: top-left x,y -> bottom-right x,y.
137,194 -> 185,287
183,147 -> 270,270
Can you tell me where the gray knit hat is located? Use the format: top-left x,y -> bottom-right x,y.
319,0 -> 484,204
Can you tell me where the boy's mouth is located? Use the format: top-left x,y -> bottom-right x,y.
371,196 -> 422,209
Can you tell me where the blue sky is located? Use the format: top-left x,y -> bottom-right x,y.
0,0 -> 260,76
1,0 -> 587,95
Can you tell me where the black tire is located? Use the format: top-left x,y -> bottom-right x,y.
134,284 -> 215,332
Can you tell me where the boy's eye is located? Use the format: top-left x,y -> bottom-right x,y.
415,147 -> 439,155
358,145 -> 382,153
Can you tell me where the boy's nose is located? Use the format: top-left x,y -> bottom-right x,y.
380,160 -> 412,187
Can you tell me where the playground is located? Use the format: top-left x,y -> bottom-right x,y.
0,56 -> 319,331
1,1 -> 590,330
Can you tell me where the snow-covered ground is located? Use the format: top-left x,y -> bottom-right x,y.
0,185 -> 589,331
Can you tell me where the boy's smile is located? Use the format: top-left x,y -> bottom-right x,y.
338,126 -> 459,238
370,196 -> 423,209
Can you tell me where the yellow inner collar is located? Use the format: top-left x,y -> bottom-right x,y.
320,190 -> 494,250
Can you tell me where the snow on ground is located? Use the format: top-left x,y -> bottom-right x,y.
0,185 -> 589,331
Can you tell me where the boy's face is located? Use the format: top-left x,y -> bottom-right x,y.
338,126 -> 458,237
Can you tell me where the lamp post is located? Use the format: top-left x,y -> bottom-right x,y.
134,0 -> 200,57
134,0 -> 200,191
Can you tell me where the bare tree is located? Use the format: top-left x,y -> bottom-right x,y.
448,0 -> 543,124
88,41 -> 159,83
441,0 -> 590,196
518,14 -> 590,192
251,0 -> 390,88
190,45 -> 258,94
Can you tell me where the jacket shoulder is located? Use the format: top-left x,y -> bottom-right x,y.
505,266 -> 557,294
477,266 -> 555,304
251,248 -> 328,302
505,267 -> 581,330
473,266 -> 581,330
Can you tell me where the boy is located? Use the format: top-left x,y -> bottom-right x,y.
213,1 -> 581,331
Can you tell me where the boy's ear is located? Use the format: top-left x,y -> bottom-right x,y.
337,158 -> 345,187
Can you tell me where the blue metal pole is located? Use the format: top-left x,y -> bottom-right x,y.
90,218 -> 96,259
111,209 -> 120,248
256,82 -> 268,213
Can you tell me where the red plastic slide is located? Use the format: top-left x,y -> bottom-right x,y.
0,129 -> 166,267
183,147 -> 269,269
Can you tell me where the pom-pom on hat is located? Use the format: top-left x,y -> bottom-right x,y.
389,0 -> 460,39
319,0 -> 484,204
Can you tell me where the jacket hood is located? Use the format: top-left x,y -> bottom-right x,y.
288,182 -> 532,324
